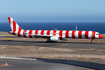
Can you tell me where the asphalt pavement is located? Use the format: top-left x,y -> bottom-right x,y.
0,36 -> 105,49
0,39 -> 105,49
0,36 -> 101,70
0,59 -> 94,70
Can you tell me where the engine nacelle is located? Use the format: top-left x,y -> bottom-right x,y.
50,36 -> 60,41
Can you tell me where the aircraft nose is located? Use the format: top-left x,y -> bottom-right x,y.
99,35 -> 103,39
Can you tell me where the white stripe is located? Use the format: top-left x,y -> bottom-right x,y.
10,18 -> 13,31
82,31 -> 85,39
50,30 -> 53,36
15,31 -> 18,36
75,31 -> 79,39
38,30 -> 41,35
26,30 -> 29,38
69,31 -> 72,38
32,30 -> 35,38
56,30 -> 60,36
16,23 -> 19,31
44,30 -> 47,35
88,31 -> 92,39
20,30 -> 23,37
95,32 -> 98,39
62,31 -> 66,38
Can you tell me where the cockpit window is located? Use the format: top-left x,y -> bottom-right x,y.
96,32 -> 100,35
96,34 -> 100,35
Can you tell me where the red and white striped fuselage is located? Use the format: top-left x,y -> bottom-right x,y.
10,30 -> 102,39
8,17 -> 103,42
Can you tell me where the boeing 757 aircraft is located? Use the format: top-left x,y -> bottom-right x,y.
8,17 -> 103,43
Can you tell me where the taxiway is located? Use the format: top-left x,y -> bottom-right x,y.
0,39 -> 105,49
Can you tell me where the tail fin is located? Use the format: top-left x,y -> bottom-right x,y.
8,17 -> 22,31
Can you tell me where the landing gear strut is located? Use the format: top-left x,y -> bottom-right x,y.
91,39 -> 93,43
46,38 -> 50,42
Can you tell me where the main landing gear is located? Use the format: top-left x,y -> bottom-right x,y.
89,39 -> 93,43
46,38 -> 50,42
90,39 -> 93,43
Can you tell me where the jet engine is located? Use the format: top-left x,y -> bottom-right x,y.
50,36 -> 60,41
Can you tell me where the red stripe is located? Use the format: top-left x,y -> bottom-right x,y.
35,30 -> 38,38
53,30 -> 57,36
72,31 -> 76,38
85,31 -> 89,39
59,30 -> 63,39
17,27 -> 22,37
12,20 -> 16,34
8,17 -> 11,25
78,31 -> 82,38
35,30 -> 38,34
29,30 -> 32,38
41,30 -> 44,35
65,31 -> 69,38
47,30 -> 50,35
13,20 -> 16,31
18,30 -> 21,37
19,27 -> 22,31
23,30 -> 27,37
12,31 -> 15,35
92,31 -> 95,39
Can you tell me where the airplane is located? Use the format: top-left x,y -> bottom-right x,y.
7,17 -> 103,43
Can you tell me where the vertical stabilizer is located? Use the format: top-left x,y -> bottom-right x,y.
8,17 -> 22,32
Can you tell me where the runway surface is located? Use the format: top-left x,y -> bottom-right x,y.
0,59 -> 94,70
0,40 -> 105,49
0,36 -> 105,49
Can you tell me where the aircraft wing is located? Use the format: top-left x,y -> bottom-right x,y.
31,34 -> 60,38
